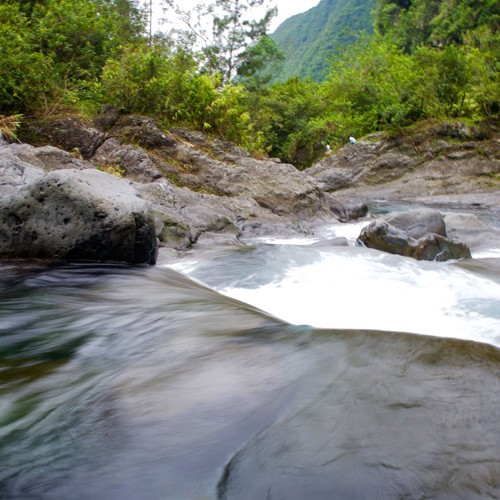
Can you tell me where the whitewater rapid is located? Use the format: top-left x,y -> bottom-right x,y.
169,220 -> 500,348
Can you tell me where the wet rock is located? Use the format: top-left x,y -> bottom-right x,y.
311,236 -> 350,248
385,209 -> 446,239
329,200 -> 368,222
357,220 -> 471,261
412,233 -> 472,261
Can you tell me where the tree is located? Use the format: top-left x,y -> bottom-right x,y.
249,76 -> 330,168
0,3 -> 56,113
0,0 -> 146,114
374,0 -> 500,51
162,0 -> 277,83
235,35 -> 285,91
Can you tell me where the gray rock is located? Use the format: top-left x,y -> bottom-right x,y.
154,139 -> 330,218
0,143 -> 93,199
109,122 -> 332,220
357,221 -> 411,255
2,143 -> 90,171
329,200 -> 368,222
306,121 -> 499,202
444,213 -> 500,252
411,233 -> 472,261
386,209 -> 446,239
110,115 -> 177,149
93,138 -> 163,183
0,147 -> 45,196
138,181 -> 301,249
0,169 -> 157,264
357,220 -> 471,261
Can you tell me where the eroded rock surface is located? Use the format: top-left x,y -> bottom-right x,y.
0,167 -> 158,264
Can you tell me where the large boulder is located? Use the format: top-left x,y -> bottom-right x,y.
138,180 -> 307,249
357,220 -> 471,261
385,209 -> 447,239
0,168 -> 158,264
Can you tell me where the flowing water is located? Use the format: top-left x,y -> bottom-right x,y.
1,211 -> 500,499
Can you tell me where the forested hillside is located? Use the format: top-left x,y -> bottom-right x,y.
0,0 -> 498,170
375,0 -> 500,51
271,0 -> 376,81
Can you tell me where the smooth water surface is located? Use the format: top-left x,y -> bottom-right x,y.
1,218 -> 499,499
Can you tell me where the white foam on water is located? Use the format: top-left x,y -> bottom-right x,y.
316,220 -> 371,241
219,248 -> 500,347
250,236 -> 319,246
472,248 -> 500,259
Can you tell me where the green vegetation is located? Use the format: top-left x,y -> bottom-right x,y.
0,0 -> 498,169
375,0 -> 500,51
271,0 -> 376,81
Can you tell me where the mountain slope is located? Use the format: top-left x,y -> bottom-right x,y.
271,0 -> 376,81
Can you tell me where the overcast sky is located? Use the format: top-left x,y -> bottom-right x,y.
268,0 -> 320,31
153,0 -> 320,34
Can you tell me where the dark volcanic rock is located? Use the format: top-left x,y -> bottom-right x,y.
110,115 -> 178,149
19,117 -> 105,159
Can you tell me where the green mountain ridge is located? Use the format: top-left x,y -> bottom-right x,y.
271,0 -> 376,81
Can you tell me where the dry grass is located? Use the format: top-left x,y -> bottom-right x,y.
0,114 -> 23,141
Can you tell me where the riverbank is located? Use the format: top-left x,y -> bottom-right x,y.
1,115 -> 498,264
307,120 -> 499,209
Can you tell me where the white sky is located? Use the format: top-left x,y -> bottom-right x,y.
268,0 -> 321,31
153,0 -> 320,34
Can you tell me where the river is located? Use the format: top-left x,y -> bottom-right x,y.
1,207 -> 499,499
